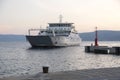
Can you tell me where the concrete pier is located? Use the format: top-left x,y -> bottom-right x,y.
85,46 -> 120,55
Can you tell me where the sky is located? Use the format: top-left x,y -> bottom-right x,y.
0,0 -> 120,34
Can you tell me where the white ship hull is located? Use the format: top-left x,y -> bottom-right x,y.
26,34 -> 81,47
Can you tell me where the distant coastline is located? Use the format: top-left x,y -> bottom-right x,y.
0,30 -> 120,41
79,30 -> 120,41
0,34 -> 26,42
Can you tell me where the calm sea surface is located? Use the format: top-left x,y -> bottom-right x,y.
0,41 -> 120,77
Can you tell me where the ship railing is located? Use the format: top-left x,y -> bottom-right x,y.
28,29 -> 46,35
28,28 -> 71,36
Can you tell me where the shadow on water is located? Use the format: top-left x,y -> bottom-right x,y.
27,46 -> 66,50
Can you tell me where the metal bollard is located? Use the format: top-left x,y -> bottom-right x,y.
43,66 -> 49,73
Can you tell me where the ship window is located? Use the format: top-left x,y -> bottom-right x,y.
50,24 -> 55,27
67,24 -> 69,26
67,24 -> 68,26
66,24 -> 68,26
69,24 -> 71,26
66,24 -> 68,27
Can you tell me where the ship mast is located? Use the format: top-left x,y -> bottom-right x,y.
59,15 -> 63,23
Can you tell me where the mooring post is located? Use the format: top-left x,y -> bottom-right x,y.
42,66 -> 49,73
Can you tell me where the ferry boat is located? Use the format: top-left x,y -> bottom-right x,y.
26,16 -> 81,47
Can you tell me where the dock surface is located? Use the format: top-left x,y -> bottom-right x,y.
1,67 -> 120,80
48,67 -> 120,80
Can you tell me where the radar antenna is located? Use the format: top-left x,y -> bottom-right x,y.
59,15 -> 63,23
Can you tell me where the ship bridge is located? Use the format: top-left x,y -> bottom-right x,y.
48,23 -> 73,27
48,23 -> 74,31
46,23 -> 75,36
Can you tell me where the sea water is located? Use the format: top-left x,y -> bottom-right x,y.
0,41 -> 120,77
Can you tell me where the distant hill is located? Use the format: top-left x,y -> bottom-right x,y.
0,34 -> 26,42
79,30 -> 120,41
0,30 -> 120,42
